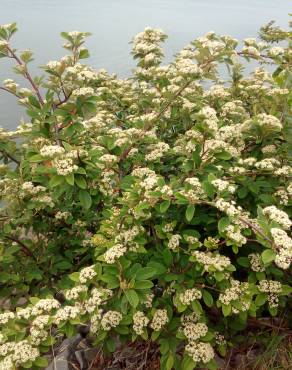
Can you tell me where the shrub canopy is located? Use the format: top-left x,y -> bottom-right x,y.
0,20 -> 291,370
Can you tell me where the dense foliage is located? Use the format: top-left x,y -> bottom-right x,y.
0,19 -> 291,370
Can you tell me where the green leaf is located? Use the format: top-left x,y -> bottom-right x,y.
65,173 -> 74,186
237,257 -> 249,267
255,293 -> 267,306
218,217 -> 230,233
222,304 -> 231,317
69,272 -> 80,282
29,154 -> 44,162
135,267 -> 157,280
160,200 -> 171,213
134,280 -> 154,289
206,358 -> 218,370
162,248 -> 173,267
79,48 -> 90,59
54,260 -> 72,270
202,289 -> 214,307
166,353 -> 174,370
65,323 -> 75,337
49,175 -> 64,187
181,355 -> 196,370
100,274 -> 119,288
34,357 -> 49,368
75,175 -> 87,189
238,187 -> 248,199
125,289 -> 139,308
280,284 -> 292,295
106,337 -> 116,352
191,300 -> 203,315
22,361 -> 33,368
78,189 -> 92,209
186,204 -> 195,222
261,249 -> 276,264
216,151 -> 232,160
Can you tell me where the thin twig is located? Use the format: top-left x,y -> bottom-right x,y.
0,86 -> 21,98
8,46 -> 44,105
0,150 -> 20,165
5,235 -> 36,260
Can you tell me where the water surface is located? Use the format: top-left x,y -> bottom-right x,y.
0,0 -> 291,129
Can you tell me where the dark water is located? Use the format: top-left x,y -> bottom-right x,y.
0,0 -> 291,129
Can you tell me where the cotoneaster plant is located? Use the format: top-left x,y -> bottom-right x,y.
0,20 -> 291,370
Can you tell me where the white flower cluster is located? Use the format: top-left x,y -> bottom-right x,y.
114,225 -> 143,252
268,46 -> 284,57
103,243 -> 127,264
215,198 -> 241,218
263,206 -> 291,230
98,154 -> 118,167
192,251 -> 231,272
31,314 -> 50,330
55,211 -> 71,220
90,310 -> 102,334
168,234 -> 182,250
133,28 -> 165,51
179,288 -> 202,305
211,179 -> 236,193
143,293 -> 154,308
255,158 -> 280,171
72,87 -> 95,97
53,157 -> 78,176
258,280 -> 282,308
150,309 -> 169,331
242,45 -> 261,58
34,194 -> 55,208
133,311 -> 149,335
185,341 -> 215,364
251,113 -> 282,131
275,189 -> 289,206
160,185 -> 173,197
225,224 -> 247,245
64,285 -> 87,300
21,181 -> 46,196
54,305 -> 81,325
34,298 -> 61,313
101,310 -> 122,331
40,144 -> 65,158
46,60 -> 62,70
198,106 -> 218,132
79,265 -> 97,283
219,280 -> 250,312
175,58 -> 202,77
0,312 -> 14,324
30,327 -> 48,346
215,332 -> 226,346
204,84 -> 230,99
0,340 -> 39,367
220,100 -> 246,120
270,228 -> 292,270
185,177 -> 203,190
183,322 -> 208,341
261,144 -> 277,155
85,288 -> 112,313
248,253 -> 265,272
274,166 -> 292,176
258,280 -> 282,294
145,141 -> 169,161
181,312 -> 200,326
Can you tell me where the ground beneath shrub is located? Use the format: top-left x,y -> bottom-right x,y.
90,336 -> 291,370
46,323 -> 292,370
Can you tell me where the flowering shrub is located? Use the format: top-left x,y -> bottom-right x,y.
0,20 -> 292,370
